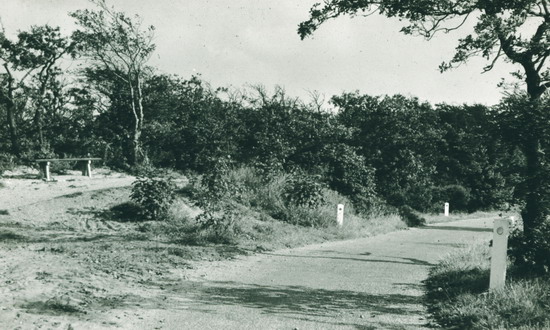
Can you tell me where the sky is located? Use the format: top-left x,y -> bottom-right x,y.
2,0 -> 520,106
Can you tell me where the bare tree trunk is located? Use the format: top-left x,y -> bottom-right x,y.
521,87 -> 550,237
34,109 -> 45,147
128,80 -> 142,166
2,71 -> 21,156
521,132 -> 548,237
136,75 -> 144,161
5,94 -> 20,156
35,81 -> 48,148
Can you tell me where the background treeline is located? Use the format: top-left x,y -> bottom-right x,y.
0,66 -> 525,215
0,3 -> 527,218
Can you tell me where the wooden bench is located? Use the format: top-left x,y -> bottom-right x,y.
35,158 -> 102,181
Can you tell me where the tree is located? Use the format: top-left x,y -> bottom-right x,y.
1,23 -> 74,155
299,0 -> 550,239
17,26 -> 75,149
334,93 -> 442,210
435,104 -> 513,210
70,0 -> 155,165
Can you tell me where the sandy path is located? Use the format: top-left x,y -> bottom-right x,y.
0,169 -> 134,210
108,217 -> 494,330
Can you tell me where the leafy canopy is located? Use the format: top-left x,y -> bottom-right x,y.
70,0 -> 155,82
299,0 -> 550,98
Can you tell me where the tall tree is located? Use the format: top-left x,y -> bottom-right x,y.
17,25 -> 75,148
70,0 -> 155,165
299,0 -> 550,238
0,23 -> 73,155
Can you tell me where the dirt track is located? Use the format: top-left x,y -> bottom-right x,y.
0,172 -> 494,329
123,218 -> 493,330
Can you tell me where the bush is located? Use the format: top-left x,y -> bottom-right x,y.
432,185 -> 471,212
398,205 -> 426,227
195,204 -> 241,244
508,220 -> 550,276
130,176 -> 176,220
0,153 -> 15,176
283,174 -> 325,208
325,145 -> 376,194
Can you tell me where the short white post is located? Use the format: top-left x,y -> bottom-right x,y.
86,160 -> 92,178
489,218 -> 513,291
45,162 -> 51,181
444,202 -> 449,217
336,204 -> 344,226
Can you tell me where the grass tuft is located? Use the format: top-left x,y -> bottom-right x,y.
22,299 -> 82,315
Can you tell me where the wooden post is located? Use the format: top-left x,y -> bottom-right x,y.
489,218 -> 512,291
45,161 -> 51,181
337,204 -> 344,226
444,202 -> 449,217
86,160 -> 92,178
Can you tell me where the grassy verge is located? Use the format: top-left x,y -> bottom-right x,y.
160,196 -> 405,252
425,243 -> 550,329
155,167 -> 407,251
422,210 -> 514,224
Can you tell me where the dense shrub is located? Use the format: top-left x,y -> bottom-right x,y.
398,205 -> 426,227
509,220 -> 550,276
130,176 -> 176,220
283,174 -> 325,208
432,185 -> 471,212
324,145 -> 378,211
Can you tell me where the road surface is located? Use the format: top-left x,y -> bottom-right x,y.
116,217 -> 494,329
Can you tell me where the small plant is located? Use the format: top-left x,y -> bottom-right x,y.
0,153 -> 15,176
195,205 -> 241,243
130,176 -> 176,220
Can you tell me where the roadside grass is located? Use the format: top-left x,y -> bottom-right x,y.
159,167 -> 407,250
425,242 -> 550,329
423,210 -> 517,224
159,191 -> 406,251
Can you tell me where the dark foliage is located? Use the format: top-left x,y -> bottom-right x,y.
509,220 -> 550,276
398,205 -> 426,227
283,174 -> 325,208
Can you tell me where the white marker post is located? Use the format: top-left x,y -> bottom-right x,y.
86,160 -> 92,178
45,161 -> 51,181
444,202 -> 449,217
336,204 -> 344,226
489,218 -> 513,291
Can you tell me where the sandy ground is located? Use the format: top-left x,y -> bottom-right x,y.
0,167 -> 134,210
0,170 -> 495,329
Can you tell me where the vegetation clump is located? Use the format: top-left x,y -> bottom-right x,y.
130,176 -> 176,220
508,220 -> 550,276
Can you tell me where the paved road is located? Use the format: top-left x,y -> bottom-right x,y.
120,217 -> 495,330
